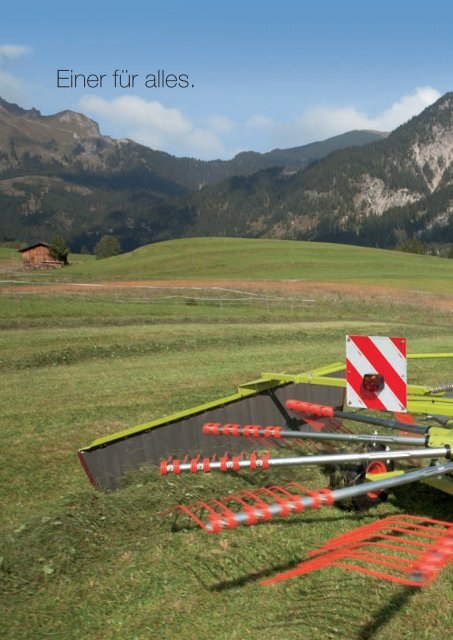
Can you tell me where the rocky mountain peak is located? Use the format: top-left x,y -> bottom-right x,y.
52,110 -> 101,138
0,97 -> 41,118
403,93 -> 453,191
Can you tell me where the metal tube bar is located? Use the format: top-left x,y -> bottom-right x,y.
334,411 -> 426,434
162,447 -> 449,474
206,462 -> 453,531
264,447 -> 448,467
286,401 -> 427,434
282,431 -> 425,446
205,425 -> 425,447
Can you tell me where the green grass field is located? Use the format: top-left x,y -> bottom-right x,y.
75,237 -> 453,291
4,238 -> 453,294
1,238 -> 452,639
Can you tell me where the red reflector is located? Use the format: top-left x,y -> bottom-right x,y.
363,373 -> 384,392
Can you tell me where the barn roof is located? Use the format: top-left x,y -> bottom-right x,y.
18,242 -> 50,253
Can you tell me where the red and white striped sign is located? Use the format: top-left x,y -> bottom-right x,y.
346,335 -> 407,412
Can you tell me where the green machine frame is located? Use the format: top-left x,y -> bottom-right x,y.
78,353 -> 453,491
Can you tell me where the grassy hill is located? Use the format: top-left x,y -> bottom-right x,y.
29,237 -> 453,295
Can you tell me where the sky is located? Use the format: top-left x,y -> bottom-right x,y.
2,0 -> 453,159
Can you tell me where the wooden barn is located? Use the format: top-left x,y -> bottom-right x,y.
18,243 -> 63,269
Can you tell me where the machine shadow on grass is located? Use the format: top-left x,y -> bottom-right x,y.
184,488 -> 449,592
355,588 -> 416,640
179,511 -> 394,591
251,578 -> 416,640
185,522 -> 422,639
391,481 -> 452,521
181,480 -> 447,639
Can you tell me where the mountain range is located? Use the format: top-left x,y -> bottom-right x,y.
185,93 -> 453,248
0,93 -> 452,251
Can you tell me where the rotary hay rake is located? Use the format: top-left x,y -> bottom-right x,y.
79,336 -> 453,587
159,399 -> 453,587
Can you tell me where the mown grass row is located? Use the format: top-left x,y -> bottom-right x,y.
1,278 -> 450,328
1,320 -> 439,371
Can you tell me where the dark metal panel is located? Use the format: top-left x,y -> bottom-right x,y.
81,382 -> 345,490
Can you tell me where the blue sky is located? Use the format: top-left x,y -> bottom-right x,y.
2,0 -> 452,158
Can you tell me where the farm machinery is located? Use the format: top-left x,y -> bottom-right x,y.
79,336 -> 453,587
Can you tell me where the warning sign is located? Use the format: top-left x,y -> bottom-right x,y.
346,335 -> 407,412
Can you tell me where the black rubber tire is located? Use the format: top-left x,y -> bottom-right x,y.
329,445 -> 394,511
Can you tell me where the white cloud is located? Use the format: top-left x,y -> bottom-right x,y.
246,114 -> 276,129
0,44 -> 32,60
369,86 -> 441,130
0,69 -> 22,100
250,87 -> 442,148
0,43 -> 32,102
80,95 -> 225,158
206,114 -> 235,134
79,87 -> 442,159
